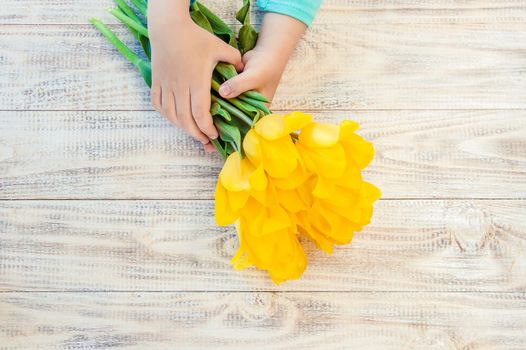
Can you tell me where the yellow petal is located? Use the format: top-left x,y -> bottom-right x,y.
362,181 -> 382,201
248,164 -> 267,191
267,233 -> 307,284
298,122 -> 340,148
214,181 -> 239,226
226,189 -> 250,212
250,188 -> 267,206
260,137 -> 298,178
339,120 -> 360,134
277,188 -> 308,213
283,112 -> 313,134
271,162 -> 308,190
342,135 -> 375,169
311,175 -> 334,199
261,205 -> 292,236
307,226 -> 334,254
339,121 -> 375,169
337,163 -> 362,190
219,152 -> 254,192
254,114 -> 288,140
242,129 -> 262,165
297,142 -> 347,179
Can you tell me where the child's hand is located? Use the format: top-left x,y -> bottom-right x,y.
218,47 -> 281,102
218,13 -> 307,103
148,1 -> 243,151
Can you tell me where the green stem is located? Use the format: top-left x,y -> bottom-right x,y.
90,18 -> 142,66
238,95 -> 271,114
109,8 -> 149,38
242,90 -> 268,103
211,80 -> 269,117
130,0 -> 147,17
215,63 -> 237,80
114,0 -> 142,25
211,95 -> 253,127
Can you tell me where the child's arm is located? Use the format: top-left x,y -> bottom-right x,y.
148,0 -> 243,151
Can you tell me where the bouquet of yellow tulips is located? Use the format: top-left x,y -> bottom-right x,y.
91,0 -> 380,283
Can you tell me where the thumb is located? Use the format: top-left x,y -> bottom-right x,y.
215,40 -> 244,72
218,71 -> 257,99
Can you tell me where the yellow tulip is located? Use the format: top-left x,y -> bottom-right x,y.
243,112 -> 312,179
294,119 -> 381,253
231,197 -> 307,284
214,112 -> 380,284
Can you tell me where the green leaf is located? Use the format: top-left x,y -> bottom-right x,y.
210,138 -> 227,160
137,60 -> 152,87
238,24 -> 258,54
211,102 -> 232,121
138,35 -> 151,60
236,0 -> 250,25
196,1 -> 238,48
190,8 -> 214,34
225,142 -> 236,155
214,117 -> 242,153
235,0 -> 258,54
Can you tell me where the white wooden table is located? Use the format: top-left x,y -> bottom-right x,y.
1,1 -> 525,348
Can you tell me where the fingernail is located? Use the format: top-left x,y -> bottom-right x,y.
219,84 -> 231,97
209,134 -> 218,140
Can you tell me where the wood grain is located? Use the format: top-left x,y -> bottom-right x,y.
1,110 -> 524,199
1,199 -> 525,292
2,1 -> 526,347
1,291 -> 525,349
2,0 -> 526,24
1,23 -> 525,110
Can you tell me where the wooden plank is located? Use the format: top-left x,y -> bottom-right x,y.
1,110 -> 524,199
1,200 -> 525,292
1,24 -> 525,110
1,291 -> 525,349
2,1 -> 526,24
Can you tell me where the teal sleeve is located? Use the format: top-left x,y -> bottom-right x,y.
190,1 -> 322,27
256,0 -> 322,26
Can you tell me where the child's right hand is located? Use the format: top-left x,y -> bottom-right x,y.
148,1 -> 243,151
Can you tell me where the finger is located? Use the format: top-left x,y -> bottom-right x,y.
191,81 -> 218,140
161,88 -> 178,126
218,71 -> 258,99
176,87 -> 209,144
215,40 -> 244,72
151,83 -> 162,113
